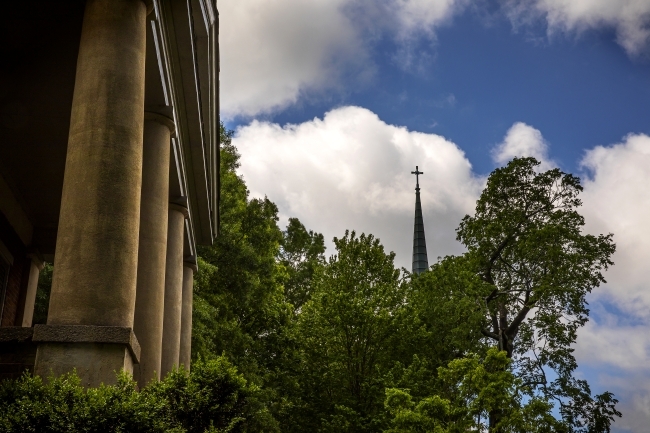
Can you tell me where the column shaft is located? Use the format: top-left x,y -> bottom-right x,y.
133,116 -> 173,387
21,256 -> 44,327
35,0 -> 148,386
160,205 -> 186,377
179,263 -> 195,370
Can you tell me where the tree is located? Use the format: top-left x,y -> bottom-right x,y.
192,124 -> 324,432
191,124 -> 289,432
278,217 -> 326,312
293,231 -> 405,433
455,157 -> 619,431
385,348 -> 563,433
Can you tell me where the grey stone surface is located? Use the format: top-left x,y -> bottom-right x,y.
33,325 -> 140,362
133,116 -> 173,387
179,264 -> 194,370
160,207 -> 186,377
35,343 -> 133,387
46,0 -> 147,329
38,0 -> 148,386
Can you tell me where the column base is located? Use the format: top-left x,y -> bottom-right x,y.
32,325 -> 140,387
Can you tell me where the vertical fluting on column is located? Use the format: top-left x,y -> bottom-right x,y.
34,0 -> 149,386
133,114 -> 174,387
179,261 -> 196,370
160,204 -> 187,377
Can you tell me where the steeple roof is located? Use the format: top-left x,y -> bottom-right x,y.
411,166 -> 429,274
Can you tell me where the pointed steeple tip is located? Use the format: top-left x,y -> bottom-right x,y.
411,166 -> 429,275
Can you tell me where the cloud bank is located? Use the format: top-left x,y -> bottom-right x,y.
505,0 -> 650,56
233,106 -> 483,268
218,0 -> 468,118
576,133 -> 650,431
219,0 -> 650,118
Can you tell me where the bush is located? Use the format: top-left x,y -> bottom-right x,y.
0,357 -> 250,433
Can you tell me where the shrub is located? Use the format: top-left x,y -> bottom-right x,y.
0,357 -> 250,433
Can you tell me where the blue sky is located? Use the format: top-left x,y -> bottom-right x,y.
225,2 -> 650,176
219,1 -> 650,430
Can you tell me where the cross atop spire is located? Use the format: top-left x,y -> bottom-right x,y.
411,166 -> 423,190
411,165 -> 429,275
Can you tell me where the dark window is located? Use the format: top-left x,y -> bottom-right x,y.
0,255 -> 9,322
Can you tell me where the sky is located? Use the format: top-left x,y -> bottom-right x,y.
218,1 -> 650,430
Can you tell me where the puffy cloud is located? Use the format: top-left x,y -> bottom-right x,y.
218,0 -> 367,117
218,0 -> 467,117
505,0 -> 650,56
492,122 -> 556,169
573,134 -> 650,429
233,105 -> 483,269
580,133 -> 650,317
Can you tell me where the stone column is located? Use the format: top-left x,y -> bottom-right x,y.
132,114 -> 174,387
21,253 -> 44,327
34,0 -> 151,387
179,260 -> 196,370
160,203 -> 187,377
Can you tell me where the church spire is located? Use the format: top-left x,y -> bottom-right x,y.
411,166 -> 429,274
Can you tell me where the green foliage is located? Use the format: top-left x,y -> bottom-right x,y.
278,217 -> 326,312
385,348 -> 564,433
0,357 -> 249,433
454,157 -> 619,431
293,230 -> 405,433
32,262 -> 53,325
192,124 -> 322,431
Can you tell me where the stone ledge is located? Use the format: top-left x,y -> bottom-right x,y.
0,327 -> 34,343
33,325 -> 140,364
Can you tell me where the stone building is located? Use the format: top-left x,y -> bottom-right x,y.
0,0 -> 219,388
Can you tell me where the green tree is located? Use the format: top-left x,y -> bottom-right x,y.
385,348 -> 563,433
32,262 -> 53,325
400,255 -> 489,391
293,231 -> 405,433
192,124 -> 323,431
278,217 -> 326,312
192,124 -> 288,432
455,157 -> 619,431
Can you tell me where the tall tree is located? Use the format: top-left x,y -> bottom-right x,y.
278,217 -> 326,312
293,231 -> 405,433
192,124 -> 289,432
192,124 -> 326,432
456,157 -> 619,431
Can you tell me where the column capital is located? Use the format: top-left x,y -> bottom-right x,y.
169,203 -> 189,219
144,111 -> 176,137
183,256 -> 198,272
26,249 -> 44,271
142,0 -> 154,15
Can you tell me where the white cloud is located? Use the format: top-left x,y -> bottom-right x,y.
233,105 -> 483,269
505,0 -> 650,56
570,133 -> 650,430
492,122 -> 556,169
580,133 -> 650,318
218,0 -> 367,117
219,0 -> 467,117
392,0 -> 466,38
